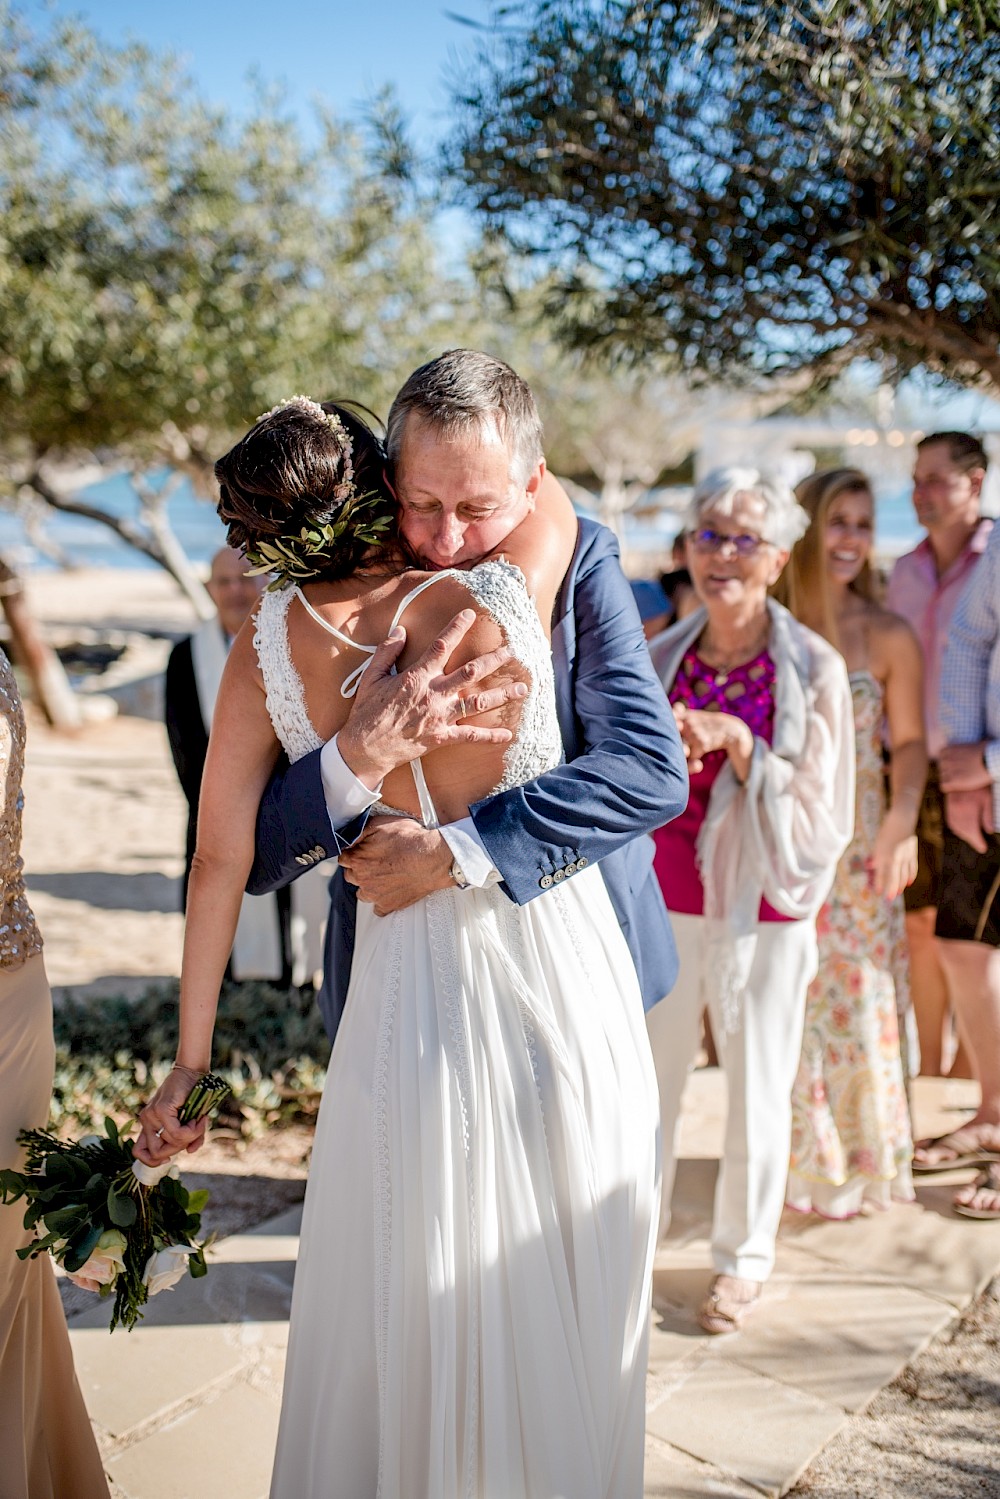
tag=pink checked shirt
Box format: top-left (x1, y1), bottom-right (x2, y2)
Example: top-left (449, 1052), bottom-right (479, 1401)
top-left (887, 518), bottom-right (994, 759)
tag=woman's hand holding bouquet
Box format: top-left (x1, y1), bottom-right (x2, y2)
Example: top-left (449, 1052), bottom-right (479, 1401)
top-left (134, 1061), bottom-right (215, 1166)
top-left (0, 1071), bottom-right (229, 1331)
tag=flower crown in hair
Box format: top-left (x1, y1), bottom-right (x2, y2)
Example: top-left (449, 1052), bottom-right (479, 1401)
top-left (254, 395), bottom-right (355, 502)
top-left (242, 396), bottom-right (394, 589)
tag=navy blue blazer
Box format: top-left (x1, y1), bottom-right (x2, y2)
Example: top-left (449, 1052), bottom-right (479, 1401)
top-left (247, 519), bottom-right (688, 1039)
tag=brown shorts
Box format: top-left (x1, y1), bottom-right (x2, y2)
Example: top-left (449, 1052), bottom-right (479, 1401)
top-left (903, 764), bottom-right (944, 913)
top-left (936, 830), bottom-right (1000, 947)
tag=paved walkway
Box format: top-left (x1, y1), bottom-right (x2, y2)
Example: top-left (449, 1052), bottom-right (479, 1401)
top-left (69, 1073), bottom-right (1000, 1499)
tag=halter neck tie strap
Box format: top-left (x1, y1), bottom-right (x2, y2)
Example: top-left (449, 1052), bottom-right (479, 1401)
top-left (292, 572), bottom-right (457, 700)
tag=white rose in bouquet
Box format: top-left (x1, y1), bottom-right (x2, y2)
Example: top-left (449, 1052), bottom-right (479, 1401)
top-left (131, 1158), bottom-right (180, 1189)
top-left (144, 1243), bottom-right (197, 1296)
top-left (65, 1229), bottom-right (128, 1293)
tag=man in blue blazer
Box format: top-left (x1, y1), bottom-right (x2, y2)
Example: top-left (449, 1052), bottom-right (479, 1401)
top-left (247, 350), bottom-right (687, 1039)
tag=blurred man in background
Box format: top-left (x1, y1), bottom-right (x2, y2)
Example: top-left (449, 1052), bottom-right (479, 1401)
top-left (165, 547), bottom-right (292, 983)
top-left (887, 433), bottom-right (991, 1076)
top-left (917, 519), bottom-right (1000, 1209)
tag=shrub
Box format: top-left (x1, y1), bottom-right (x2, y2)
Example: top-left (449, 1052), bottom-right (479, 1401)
top-left (51, 981), bottom-right (331, 1137)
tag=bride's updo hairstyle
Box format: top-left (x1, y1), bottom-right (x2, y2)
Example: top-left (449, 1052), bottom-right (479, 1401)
top-left (215, 397), bottom-right (396, 585)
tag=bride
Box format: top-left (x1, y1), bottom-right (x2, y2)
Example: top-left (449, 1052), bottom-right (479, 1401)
top-left (136, 396), bottom-right (660, 1498)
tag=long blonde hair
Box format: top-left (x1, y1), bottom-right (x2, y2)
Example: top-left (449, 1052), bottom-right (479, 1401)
top-left (774, 468), bottom-right (877, 648)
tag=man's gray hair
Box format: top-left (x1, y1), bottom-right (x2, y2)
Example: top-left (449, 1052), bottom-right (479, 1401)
top-left (685, 467), bottom-right (810, 551)
top-left (386, 349), bottom-right (544, 487)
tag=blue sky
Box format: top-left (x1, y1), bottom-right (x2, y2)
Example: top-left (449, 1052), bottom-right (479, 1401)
top-left (35, 0), bottom-right (492, 146)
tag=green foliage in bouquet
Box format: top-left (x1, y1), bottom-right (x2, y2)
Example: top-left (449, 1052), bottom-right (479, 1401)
top-left (0, 1075), bottom-right (230, 1331)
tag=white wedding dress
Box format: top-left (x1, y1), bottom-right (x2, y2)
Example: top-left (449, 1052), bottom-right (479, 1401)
top-left (259, 561), bottom-right (660, 1499)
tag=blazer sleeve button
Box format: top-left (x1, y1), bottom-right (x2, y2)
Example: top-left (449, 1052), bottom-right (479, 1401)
top-left (539, 874), bottom-right (554, 889)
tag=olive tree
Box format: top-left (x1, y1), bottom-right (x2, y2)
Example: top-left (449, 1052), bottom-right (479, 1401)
top-left (0, 11), bottom-right (457, 611)
top-left (451, 1), bottom-right (1000, 391)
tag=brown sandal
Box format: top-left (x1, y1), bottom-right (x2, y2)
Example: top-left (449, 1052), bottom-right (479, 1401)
top-left (912, 1126), bottom-right (1000, 1174)
top-left (953, 1163), bottom-right (1000, 1221)
top-left (698, 1274), bottom-right (762, 1335)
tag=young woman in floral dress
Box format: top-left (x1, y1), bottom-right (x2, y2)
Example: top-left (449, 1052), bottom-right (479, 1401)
top-left (780, 469), bottom-right (927, 1217)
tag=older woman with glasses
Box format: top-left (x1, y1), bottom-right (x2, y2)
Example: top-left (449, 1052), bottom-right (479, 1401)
top-left (648, 468), bottom-right (855, 1334)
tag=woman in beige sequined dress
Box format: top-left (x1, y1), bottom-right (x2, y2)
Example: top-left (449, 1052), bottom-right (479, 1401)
top-left (0, 648), bottom-right (109, 1498)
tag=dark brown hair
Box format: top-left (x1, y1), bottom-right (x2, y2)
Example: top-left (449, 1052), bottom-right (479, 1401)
top-left (214, 400), bottom-right (395, 582)
top-left (917, 431), bottom-right (989, 473)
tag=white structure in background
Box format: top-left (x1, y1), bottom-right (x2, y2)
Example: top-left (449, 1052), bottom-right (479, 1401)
top-left (694, 418), bottom-right (1000, 545)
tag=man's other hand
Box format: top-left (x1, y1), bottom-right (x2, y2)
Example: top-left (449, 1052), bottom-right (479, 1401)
top-left (944, 787), bottom-right (995, 854)
top-left (939, 741), bottom-right (992, 793)
top-left (339, 820), bottom-right (454, 915)
top-left (338, 610), bottom-right (527, 787)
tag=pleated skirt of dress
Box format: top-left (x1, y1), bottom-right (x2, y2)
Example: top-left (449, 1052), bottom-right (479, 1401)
top-left (270, 865), bottom-right (661, 1499)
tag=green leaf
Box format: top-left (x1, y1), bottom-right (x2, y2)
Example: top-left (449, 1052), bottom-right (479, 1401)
top-left (62, 1220), bottom-right (104, 1274)
top-left (185, 1188), bottom-right (210, 1214)
top-left (107, 1186), bottom-right (137, 1228)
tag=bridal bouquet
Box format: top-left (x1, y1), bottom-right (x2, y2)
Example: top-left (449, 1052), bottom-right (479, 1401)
top-left (0, 1072), bottom-right (230, 1331)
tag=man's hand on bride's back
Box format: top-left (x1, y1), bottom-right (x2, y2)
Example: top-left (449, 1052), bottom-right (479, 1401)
top-left (340, 821), bottom-right (453, 915)
top-left (338, 609), bottom-right (527, 786)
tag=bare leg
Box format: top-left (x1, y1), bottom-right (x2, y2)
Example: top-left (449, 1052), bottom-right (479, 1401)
top-left (946, 1011), bottom-right (975, 1080)
top-left (906, 907), bottom-right (951, 1076)
top-left (937, 940), bottom-right (1000, 1135)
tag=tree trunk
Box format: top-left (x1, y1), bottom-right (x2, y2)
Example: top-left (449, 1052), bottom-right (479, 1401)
top-left (26, 467), bottom-right (215, 621)
top-left (0, 558), bottom-right (82, 730)
top-left (132, 473), bottom-right (215, 621)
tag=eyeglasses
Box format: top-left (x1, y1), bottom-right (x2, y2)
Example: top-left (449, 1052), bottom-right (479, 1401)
top-left (690, 527), bottom-right (768, 557)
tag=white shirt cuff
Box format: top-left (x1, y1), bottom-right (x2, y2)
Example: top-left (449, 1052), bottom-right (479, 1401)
top-left (319, 735), bottom-right (382, 829)
top-left (440, 819), bottom-right (502, 889)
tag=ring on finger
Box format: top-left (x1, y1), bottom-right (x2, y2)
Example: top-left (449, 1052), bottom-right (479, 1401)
top-left (456, 697), bottom-right (468, 720)
top-left (154, 1127), bottom-right (165, 1139)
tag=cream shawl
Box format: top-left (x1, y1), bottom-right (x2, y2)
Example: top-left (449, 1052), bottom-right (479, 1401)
top-left (649, 598), bottom-right (855, 1030)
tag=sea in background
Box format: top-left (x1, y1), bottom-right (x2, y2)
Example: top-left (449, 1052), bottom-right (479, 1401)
top-left (0, 469), bottom-right (932, 576)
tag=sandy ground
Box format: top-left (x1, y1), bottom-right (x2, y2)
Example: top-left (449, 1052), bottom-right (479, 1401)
top-left (16, 566), bottom-right (1000, 1497)
top-left (20, 569), bottom-right (195, 995)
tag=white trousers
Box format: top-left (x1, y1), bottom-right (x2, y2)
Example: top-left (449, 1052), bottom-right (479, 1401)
top-left (647, 911), bottom-right (818, 1281)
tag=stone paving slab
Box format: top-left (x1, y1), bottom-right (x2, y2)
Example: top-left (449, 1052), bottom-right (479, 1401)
top-left (646, 1355), bottom-right (848, 1497)
top-left (778, 1185), bottom-right (1000, 1307)
top-left (643, 1436), bottom-right (764, 1497)
top-left (105, 1382), bottom-right (280, 1499)
top-left (71, 1318), bottom-right (247, 1435)
top-left (716, 1250), bottom-right (956, 1412)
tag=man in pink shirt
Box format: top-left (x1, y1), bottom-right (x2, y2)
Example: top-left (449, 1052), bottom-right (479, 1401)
top-left (887, 431), bottom-right (992, 1078)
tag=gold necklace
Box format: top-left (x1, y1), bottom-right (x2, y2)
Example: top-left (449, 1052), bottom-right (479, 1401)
top-left (698, 624), bottom-right (770, 685)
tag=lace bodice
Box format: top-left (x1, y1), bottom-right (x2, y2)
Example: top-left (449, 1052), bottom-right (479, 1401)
top-left (253, 561), bottom-right (564, 812)
top-left (0, 649), bottom-right (43, 969)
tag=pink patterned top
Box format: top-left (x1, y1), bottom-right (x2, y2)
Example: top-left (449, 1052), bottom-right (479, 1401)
top-left (654, 646), bottom-right (794, 921)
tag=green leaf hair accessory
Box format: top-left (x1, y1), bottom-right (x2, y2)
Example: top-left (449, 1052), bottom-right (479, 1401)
top-left (242, 489), bottom-right (395, 591)
top-left (256, 395), bottom-right (356, 503)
